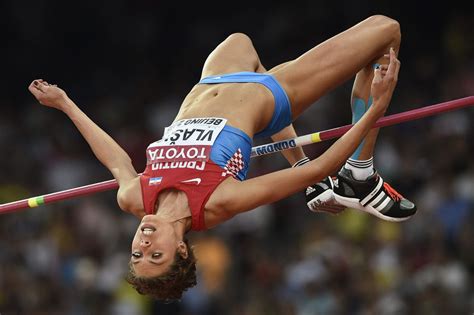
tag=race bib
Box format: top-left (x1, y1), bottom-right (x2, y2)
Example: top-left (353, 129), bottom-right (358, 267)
top-left (146, 117), bottom-right (227, 165)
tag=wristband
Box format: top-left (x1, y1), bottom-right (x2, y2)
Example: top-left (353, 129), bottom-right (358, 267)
top-left (292, 157), bottom-right (310, 168)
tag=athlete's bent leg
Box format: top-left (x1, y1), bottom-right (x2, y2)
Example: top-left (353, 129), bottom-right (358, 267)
top-left (200, 33), bottom-right (264, 79)
top-left (305, 43), bottom-right (417, 221)
top-left (269, 15), bottom-right (401, 118)
top-left (307, 51), bottom-right (393, 215)
top-left (285, 15), bottom-right (399, 215)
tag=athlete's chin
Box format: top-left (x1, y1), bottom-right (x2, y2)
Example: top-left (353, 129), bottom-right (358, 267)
top-left (140, 215), bottom-right (172, 227)
top-left (140, 214), bottom-right (160, 226)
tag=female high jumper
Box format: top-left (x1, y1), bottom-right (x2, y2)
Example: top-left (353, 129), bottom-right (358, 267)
top-left (28, 15), bottom-right (416, 302)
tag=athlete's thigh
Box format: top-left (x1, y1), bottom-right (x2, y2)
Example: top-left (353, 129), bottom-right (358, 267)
top-left (268, 15), bottom-right (400, 118)
top-left (200, 33), bottom-right (265, 79)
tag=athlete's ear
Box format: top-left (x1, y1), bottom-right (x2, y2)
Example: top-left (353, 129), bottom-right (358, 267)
top-left (177, 241), bottom-right (189, 259)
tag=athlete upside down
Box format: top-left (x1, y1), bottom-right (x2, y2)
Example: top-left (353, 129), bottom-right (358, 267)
top-left (28, 15), bottom-right (416, 303)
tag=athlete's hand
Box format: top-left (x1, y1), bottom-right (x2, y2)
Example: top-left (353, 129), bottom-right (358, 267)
top-left (370, 47), bottom-right (400, 115)
top-left (28, 79), bottom-right (69, 111)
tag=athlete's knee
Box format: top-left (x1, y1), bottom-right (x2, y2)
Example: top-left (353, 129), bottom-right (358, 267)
top-left (365, 15), bottom-right (401, 47)
top-left (365, 14), bottom-right (400, 31)
top-left (225, 32), bottom-right (261, 69)
top-left (377, 15), bottom-right (401, 46)
top-left (225, 32), bottom-right (253, 46)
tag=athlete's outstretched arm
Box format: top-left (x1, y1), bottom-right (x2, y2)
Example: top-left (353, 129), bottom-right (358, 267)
top-left (220, 48), bottom-right (400, 216)
top-left (28, 80), bottom-right (138, 185)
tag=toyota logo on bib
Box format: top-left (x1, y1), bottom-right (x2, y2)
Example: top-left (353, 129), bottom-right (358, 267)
top-left (147, 145), bottom-right (211, 164)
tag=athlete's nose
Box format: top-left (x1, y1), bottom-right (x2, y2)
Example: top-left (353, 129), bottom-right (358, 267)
top-left (140, 239), bottom-right (151, 247)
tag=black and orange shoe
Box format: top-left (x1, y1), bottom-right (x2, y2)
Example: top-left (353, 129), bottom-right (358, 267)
top-left (333, 167), bottom-right (417, 222)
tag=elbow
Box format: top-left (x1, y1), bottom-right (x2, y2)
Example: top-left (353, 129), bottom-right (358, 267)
top-left (117, 195), bottom-right (128, 212)
top-left (117, 192), bottom-right (132, 213)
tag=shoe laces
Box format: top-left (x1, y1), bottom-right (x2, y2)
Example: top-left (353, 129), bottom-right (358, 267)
top-left (383, 182), bottom-right (404, 202)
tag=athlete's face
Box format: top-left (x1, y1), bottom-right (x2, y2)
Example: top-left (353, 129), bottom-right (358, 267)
top-left (130, 215), bottom-right (188, 277)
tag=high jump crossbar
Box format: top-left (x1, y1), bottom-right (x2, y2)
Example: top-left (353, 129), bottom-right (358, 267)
top-left (1, 96), bottom-right (473, 214)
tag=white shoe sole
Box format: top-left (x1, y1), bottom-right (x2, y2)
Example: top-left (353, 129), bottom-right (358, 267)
top-left (307, 190), bottom-right (346, 214)
top-left (333, 193), bottom-right (413, 222)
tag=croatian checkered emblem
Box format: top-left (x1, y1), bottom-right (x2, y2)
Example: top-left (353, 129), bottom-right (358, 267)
top-left (224, 148), bottom-right (244, 178)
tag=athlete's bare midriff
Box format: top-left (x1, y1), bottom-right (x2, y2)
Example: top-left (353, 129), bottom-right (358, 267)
top-left (124, 81), bottom-right (278, 224)
top-left (174, 82), bottom-right (275, 138)
top-left (138, 81), bottom-right (276, 227)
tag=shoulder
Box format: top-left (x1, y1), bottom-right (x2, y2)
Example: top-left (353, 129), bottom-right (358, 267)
top-left (117, 176), bottom-right (145, 217)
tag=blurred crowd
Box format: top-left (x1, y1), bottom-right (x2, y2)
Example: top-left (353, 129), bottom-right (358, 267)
top-left (1, 2), bottom-right (473, 314)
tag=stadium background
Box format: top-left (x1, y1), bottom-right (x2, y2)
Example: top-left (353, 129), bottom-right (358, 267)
top-left (1, 1), bottom-right (473, 314)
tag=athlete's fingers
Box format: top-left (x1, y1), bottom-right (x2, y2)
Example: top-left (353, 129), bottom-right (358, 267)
top-left (29, 81), bottom-right (45, 98)
top-left (393, 52), bottom-right (401, 81)
top-left (372, 63), bottom-right (388, 78)
top-left (29, 80), bottom-right (50, 94)
top-left (29, 80), bottom-right (42, 91)
top-left (379, 65), bottom-right (388, 77)
top-left (36, 81), bottom-right (47, 92)
top-left (386, 47), bottom-right (401, 82)
top-left (383, 47), bottom-right (398, 59)
top-left (385, 48), bottom-right (395, 79)
top-left (373, 64), bottom-right (382, 84)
